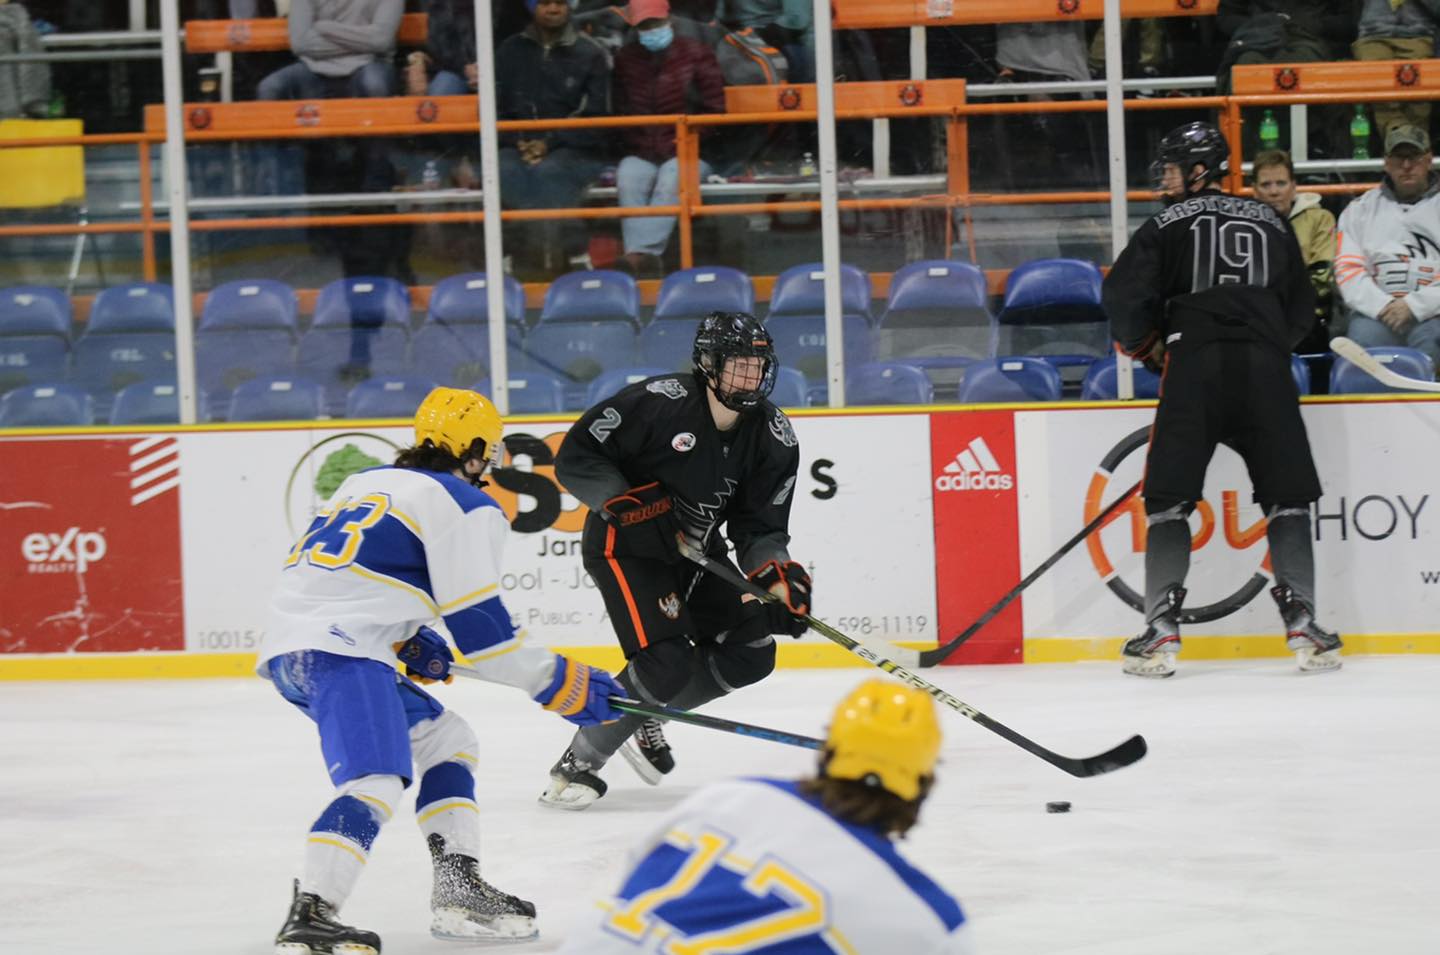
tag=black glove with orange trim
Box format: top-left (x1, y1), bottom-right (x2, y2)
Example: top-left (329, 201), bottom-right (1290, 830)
top-left (601, 482), bottom-right (684, 563)
top-left (749, 559), bottom-right (812, 636)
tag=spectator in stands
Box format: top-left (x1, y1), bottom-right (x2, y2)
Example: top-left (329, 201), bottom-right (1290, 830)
top-left (0, 0), bottom-right (51, 118)
top-left (994, 23), bottom-right (1100, 189)
top-left (717, 0), bottom-right (813, 83)
top-left (496, 0), bottom-right (611, 273)
top-left (612, 0), bottom-right (725, 277)
top-left (1215, 1), bottom-right (1353, 90)
top-left (1353, 0), bottom-right (1440, 139)
top-left (405, 0), bottom-right (476, 97)
top-left (256, 0), bottom-right (402, 100)
top-left (1087, 19), bottom-right (1164, 85)
top-left (1335, 125), bottom-right (1440, 369)
top-left (1253, 149), bottom-right (1337, 353)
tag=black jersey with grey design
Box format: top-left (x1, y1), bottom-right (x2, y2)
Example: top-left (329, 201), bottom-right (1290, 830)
top-left (1104, 190), bottom-right (1316, 355)
top-left (556, 373), bottom-right (800, 572)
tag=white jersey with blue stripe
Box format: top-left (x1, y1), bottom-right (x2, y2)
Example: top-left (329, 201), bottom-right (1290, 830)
top-left (560, 776), bottom-right (977, 955)
top-left (259, 466), bottom-right (523, 676)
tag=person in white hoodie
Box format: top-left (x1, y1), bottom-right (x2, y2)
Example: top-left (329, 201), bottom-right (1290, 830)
top-left (1335, 124), bottom-right (1440, 370)
top-left (1253, 149), bottom-right (1336, 352)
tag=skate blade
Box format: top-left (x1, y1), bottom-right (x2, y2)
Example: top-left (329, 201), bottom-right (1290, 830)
top-left (1122, 653), bottom-right (1176, 679)
top-left (1296, 648), bottom-right (1342, 673)
top-left (432, 907), bottom-right (538, 943)
top-left (275, 944), bottom-right (378, 955)
top-left (618, 739), bottom-right (664, 786)
top-left (538, 778), bottom-right (601, 811)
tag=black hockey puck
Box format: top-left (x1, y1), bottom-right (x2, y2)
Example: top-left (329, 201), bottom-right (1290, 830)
top-left (1046, 801), bottom-right (1072, 813)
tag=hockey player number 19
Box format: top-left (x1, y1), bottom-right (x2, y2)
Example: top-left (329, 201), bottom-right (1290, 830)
top-left (605, 828), bottom-right (832, 954)
top-left (285, 493), bottom-right (392, 571)
top-left (1189, 215), bottom-right (1270, 291)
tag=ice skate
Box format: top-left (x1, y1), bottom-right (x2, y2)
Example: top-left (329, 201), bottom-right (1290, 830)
top-left (538, 747), bottom-right (607, 810)
top-left (427, 834), bottom-right (538, 942)
top-left (1122, 588), bottom-right (1183, 679)
top-left (274, 880), bottom-right (380, 955)
top-left (619, 718), bottom-right (674, 785)
top-left (1272, 586), bottom-right (1342, 673)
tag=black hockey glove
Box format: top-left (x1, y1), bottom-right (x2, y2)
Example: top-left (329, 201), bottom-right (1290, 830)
top-left (601, 482), bottom-right (683, 563)
top-left (749, 559), bottom-right (811, 636)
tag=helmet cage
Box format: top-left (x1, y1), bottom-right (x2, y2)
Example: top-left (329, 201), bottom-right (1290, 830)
top-left (692, 311), bottom-right (778, 412)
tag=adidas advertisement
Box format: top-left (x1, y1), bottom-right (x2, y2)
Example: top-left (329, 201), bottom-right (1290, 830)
top-left (934, 436), bottom-right (1014, 491)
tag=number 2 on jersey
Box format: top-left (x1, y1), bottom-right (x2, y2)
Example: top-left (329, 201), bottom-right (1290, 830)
top-left (604, 828), bottom-right (833, 954)
top-left (285, 493), bottom-right (391, 570)
top-left (1190, 214), bottom-right (1270, 290)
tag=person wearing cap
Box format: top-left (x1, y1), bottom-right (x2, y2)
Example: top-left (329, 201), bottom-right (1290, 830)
top-left (495, 0), bottom-right (611, 273)
top-left (1252, 149), bottom-right (1337, 352)
top-left (555, 679), bottom-right (977, 953)
top-left (612, 0), bottom-right (726, 277)
top-left (1335, 124), bottom-right (1440, 369)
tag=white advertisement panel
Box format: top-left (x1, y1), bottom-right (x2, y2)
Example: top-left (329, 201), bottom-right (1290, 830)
top-left (1015, 402), bottom-right (1440, 640)
top-left (179, 413), bottom-right (937, 653)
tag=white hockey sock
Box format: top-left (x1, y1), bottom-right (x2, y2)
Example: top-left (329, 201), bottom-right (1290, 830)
top-left (301, 774), bottom-right (402, 909)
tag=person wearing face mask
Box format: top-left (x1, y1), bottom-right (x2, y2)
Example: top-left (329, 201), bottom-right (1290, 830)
top-left (1252, 149), bottom-right (1336, 352)
top-left (611, 0), bottom-right (726, 277)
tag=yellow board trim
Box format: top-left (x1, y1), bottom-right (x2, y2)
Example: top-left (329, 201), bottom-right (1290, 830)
top-left (4, 634), bottom-right (1438, 681)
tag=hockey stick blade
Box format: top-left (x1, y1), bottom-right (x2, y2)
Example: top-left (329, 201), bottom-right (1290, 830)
top-left (1331, 336), bottom-right (1440, 393)
top-left (678, 542), bottom-right (1147, 778)
top-left (449, 665), bottom-right (823, 751)
top-left (918, 479), bottom-right (1142, 667)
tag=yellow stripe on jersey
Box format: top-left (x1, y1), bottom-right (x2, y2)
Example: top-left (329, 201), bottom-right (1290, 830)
top-left (437, 582), bottom-right (499, 613)
top-left (346, 564), bottom-right (440, 614)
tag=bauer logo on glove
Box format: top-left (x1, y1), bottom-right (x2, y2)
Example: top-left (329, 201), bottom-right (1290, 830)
top-left (749, 559), bottom-right (812, 617)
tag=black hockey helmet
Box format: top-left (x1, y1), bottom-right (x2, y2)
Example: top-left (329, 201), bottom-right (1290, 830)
top-left (1152, 121), bottom-right (1230, 196)
top-left (692, 310), bottom-right (777, 412)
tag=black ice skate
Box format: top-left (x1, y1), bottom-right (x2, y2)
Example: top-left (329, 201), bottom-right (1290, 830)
top-left (274, 879), bottom-right (380, 955)
top-left (538, 746), bottom-right (608, 810)
top-left (619, 718), bottom-right (675, 785)
top-left (1122, 587), bottom-right (1184, 679)
top-left (1271, 586), bottom-right (1342, 673)
top-left (427, 834), bottom-right (538, 942)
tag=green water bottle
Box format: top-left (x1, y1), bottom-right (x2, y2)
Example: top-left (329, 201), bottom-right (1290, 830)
top-left (1258, 109), bottom-right (1280, 152)
top-left (1351, 105), bottom-right (1372, 160)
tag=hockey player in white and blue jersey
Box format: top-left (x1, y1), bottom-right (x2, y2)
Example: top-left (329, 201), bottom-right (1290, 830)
top-left (559, 679), bottom-right (977, 954)
top-left (258, 386), bottom-right (624, 955)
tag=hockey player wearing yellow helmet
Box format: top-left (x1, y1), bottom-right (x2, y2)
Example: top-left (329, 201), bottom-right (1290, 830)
top-left (258, 387), bottom-right (624, 954)
top-left (558, 679), bottom-right (977, 953)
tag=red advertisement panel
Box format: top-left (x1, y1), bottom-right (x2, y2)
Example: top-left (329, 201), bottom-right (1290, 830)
top-left (930, 410), bottom-right (1022, 664)
top-left (0, 436), bottom-right (183, 652)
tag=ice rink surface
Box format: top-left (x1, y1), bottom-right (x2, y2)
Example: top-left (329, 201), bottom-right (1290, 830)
top-left (2, 656), bottom-right (1438, 954)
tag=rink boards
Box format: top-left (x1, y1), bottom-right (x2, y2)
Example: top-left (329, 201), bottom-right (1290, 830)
top-left (3, 396), bottom-right (1438, 677)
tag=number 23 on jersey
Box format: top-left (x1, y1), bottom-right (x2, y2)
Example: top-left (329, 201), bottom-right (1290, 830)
top-left (285, 493), bottom-right (392, 570)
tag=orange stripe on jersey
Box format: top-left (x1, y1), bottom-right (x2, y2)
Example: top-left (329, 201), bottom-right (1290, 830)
top-left (605, 524), bottom-right (650, 649)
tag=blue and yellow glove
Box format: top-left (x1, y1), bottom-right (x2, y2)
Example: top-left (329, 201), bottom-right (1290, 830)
top-left (393, 625), bottom-right (455, 685)
top-left (534, 654), bottom-right (623, 725)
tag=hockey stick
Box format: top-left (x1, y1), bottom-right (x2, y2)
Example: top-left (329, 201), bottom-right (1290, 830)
top-left (1331, 336), bottom-right (1440, 392)
top-left (449, 665), bottom-right (823, 751)
top-left (917, 479), bottom-right (1142, 667)
top-left (678, 541), bottom-right (1147, 778)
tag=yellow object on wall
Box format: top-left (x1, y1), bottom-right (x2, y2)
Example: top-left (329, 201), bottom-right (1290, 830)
top-left (0, 118), bottom-right (85, 208)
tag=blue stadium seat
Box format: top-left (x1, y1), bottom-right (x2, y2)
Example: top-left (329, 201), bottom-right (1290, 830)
top-left (959, 357), bottom-right (1063, 403)
top-left (765, 314), bottom-right (873, 397)
top-left (521, 322), bottom-right (638, 406)
top-left (652, 267), bottom-right (754, 321)
top-left (196, 329), bottom-right (297, 419)
top-left (88, 282), bottom-right (174, 333)
top-left (428, 272), bottom-right (526, 327)
top-left (0, 383), bottom-right (93, 427)
top-left (996, 259), bottom-right (1109, 390)
top-left (474, 371), bottom-right (568, 415)
top-left (71, 332), bottom-right (177, 417)
top-left (345, 375), bottom-right (439, 419)
top-left (227, 376), bottom-right (327, 422)
top-left (313, 276), bottom-right (411, 329)
top-left (0, 286), bottom-right (71, 392)
top-left (768, 262), bottom-right (873, 322)
top-left (585, 367), bottom-right (671, 405)
top-left (770, 366), bottom-right (808, 408)
top-left (296, 326), bottom-right (411, 415)
top-left (638, 318), bottom-right (701, 372)
top-left (1290, 354), bottom-right (1311, 395)
top-left (846, 362), bottom-right (934, 405)
top-left (109, 379), bottom-right (200, 425)
top-left (0, 285), bottom-right (71, 335)
top-left (1080, 355), bottom-right (1162, 400)
top-left (200, 279), bottom-right (299, 332)
top-left (1330, 345), bottom-right (1436, 394)
top-left (539, 270), bottom-right (639, 325)
top-left (411, 321), bottom-right (526, 387)
top-left (0, 333), bottom-right (68, 393)
top-left (876, 261), bottom-right (994, 393)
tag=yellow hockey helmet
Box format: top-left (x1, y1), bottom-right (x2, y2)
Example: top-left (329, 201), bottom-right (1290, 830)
top-left (823, 679), bottom-right (942, 801)
top-left (413, 387), bottom-right (504, 470)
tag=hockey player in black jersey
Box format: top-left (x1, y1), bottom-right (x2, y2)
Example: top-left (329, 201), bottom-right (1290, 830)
top-left (1103, 121), bottom-right (1342, 678)
top-left (539, 311), bottom-right (813, 808)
